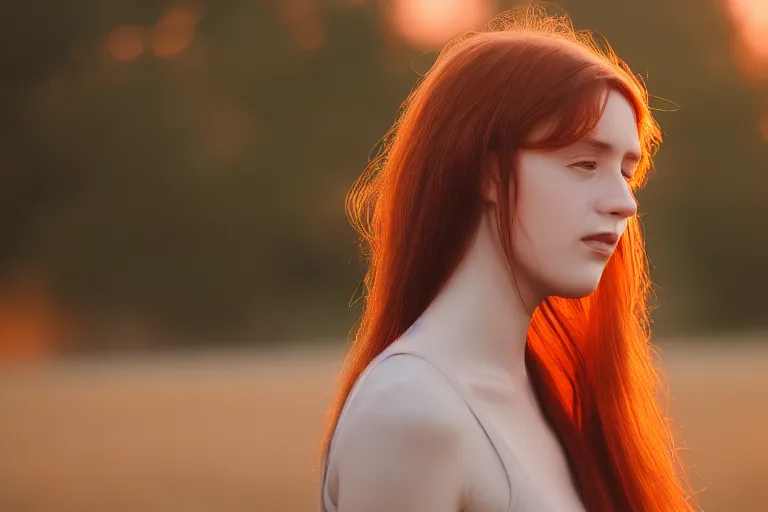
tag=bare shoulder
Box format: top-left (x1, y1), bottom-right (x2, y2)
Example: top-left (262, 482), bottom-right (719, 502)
top-left (335, 353), bottom-right (467, 443)
top-left (326, 353), bottom-right (468, 511)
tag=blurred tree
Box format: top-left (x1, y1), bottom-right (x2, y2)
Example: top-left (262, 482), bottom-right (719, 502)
top-left (0, 0), bottom-right (764, 348)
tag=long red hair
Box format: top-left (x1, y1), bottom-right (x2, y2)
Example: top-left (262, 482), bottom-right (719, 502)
top-left (319, 6), bottom-right (699, 512)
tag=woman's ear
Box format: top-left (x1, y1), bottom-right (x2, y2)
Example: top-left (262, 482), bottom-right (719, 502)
top-left (482, 153), bottom-right (501, 206)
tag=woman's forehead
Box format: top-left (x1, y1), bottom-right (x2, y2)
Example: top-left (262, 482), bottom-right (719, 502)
top-left (523, 91), bottom-right (640, 154)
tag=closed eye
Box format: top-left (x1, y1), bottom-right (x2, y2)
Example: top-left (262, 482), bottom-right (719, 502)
top-left (569, 160), bottom-right (597, 171)
top-left (570, 161), bottom-right (634, 181)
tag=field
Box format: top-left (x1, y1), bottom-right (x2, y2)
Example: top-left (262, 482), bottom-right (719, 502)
top-left (0, 338), bottom-right (766, 511)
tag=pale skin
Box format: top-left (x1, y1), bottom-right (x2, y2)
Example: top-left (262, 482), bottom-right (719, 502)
top-left (325, 90), bottom-right (642, 511)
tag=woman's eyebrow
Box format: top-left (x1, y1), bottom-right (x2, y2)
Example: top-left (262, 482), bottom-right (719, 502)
top-left (574, 136), bottom-right (642, 164)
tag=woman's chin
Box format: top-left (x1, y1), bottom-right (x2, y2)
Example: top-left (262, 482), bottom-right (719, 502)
top-left (551, 277), bottom-right (602, 299)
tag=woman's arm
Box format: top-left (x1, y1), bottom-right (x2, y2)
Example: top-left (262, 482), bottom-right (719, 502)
top-left (329, 356), bottom-right (466, 511)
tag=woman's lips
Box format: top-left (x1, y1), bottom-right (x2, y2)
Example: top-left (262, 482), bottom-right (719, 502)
top-left (582, 238), bottom-right (615, 256)
top-left (581, 232), bottom-right (619, 256)
top-left (582, 232), bottom-right (619, 245)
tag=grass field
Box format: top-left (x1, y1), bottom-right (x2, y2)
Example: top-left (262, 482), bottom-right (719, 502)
top-left (0, 338), bottom-right (766, 511)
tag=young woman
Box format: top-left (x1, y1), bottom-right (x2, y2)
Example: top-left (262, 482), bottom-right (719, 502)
top-left (318, 6), bottom-right (699, 512)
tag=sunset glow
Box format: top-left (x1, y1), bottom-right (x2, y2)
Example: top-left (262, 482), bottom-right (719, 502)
top-left (724, 0), bottom-right (768, 81)
top-left (387, 0), bottom-right (497, 50)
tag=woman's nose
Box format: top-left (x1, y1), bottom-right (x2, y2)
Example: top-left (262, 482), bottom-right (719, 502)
top-left (598, 177), bottom-right (638, 219)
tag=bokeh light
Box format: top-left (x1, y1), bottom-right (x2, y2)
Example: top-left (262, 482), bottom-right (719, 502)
top-left (0, 272), bottom-right (77, 364)
top-left (723, 0), bottom-right (768, 81)
top-left (106, 25), bottom-right (145, 62)
top-left (282, 0), bottom-right (326, 51)
top-left (386, 0), bottom-right (497, 50)
top-left (151, 4), bottom-right (202, 58)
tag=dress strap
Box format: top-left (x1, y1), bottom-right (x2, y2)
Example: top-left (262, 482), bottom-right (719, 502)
top-left (386, 348), bottom-right (521, 512)
top-left (320, 346), bottom-right (522, 512)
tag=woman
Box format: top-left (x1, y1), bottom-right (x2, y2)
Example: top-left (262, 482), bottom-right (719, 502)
top-left (318, 5), bottom-right (699, 512)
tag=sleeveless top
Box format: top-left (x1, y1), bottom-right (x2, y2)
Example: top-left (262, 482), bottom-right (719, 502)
top-left (319, 343), bottom-right (549, 512)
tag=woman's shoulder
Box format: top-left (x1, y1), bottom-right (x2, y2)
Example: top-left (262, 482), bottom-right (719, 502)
top-left (338, 351), bottom-right (468, 442)
top-left (325, 352), bottom-right (469, 510)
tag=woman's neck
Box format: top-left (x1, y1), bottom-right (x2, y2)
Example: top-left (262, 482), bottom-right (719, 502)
top-left (402, 211), bottom-right (539, 387)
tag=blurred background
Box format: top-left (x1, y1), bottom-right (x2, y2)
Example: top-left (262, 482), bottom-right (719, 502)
top-left (0, 0), bottom-right (766, 510)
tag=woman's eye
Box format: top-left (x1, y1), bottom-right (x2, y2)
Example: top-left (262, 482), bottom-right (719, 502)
top-left (571, 160), bottom-right (597, 171)
top-left (571, 161), bottom-right (634, 182)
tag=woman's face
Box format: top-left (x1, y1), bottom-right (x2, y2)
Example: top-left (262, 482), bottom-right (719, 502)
top-left (494, 90), bottom-right (642, 302)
